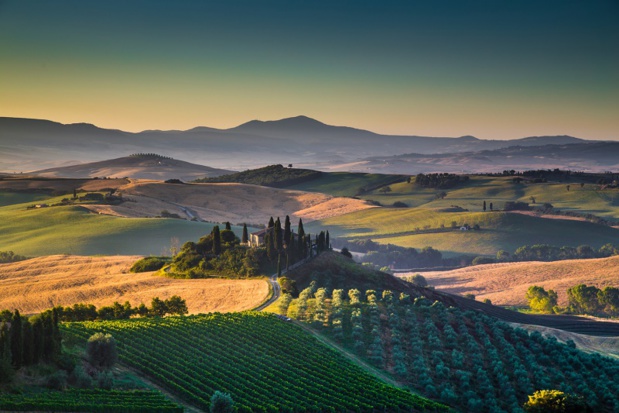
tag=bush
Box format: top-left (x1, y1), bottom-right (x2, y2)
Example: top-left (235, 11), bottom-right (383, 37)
top-left (87, 333), bottom-right (118, 371)
top-left (130, 257), bottom-right (168, 273)
top-left (47, 370), bottom-right (68, 390)
top-left (210, 390), bottom-right (235, 413)
top-left (472, 256), bottom-right (495, 265)
top-left (97, 371), bottom-right (114, 390)
top-left (523, 389), bottom-right (591, 412)
top-left (392, 201), bottom-right (408, 208)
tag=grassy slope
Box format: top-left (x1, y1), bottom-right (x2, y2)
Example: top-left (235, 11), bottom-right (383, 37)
top-left (0, 191), bottom-right (51, 207)
top-left (0, 196), bottom-right (228, 256)
top-left (296, 174), bottom-right (619, 256)
top-left (285, 172), bottom-right (404, 197)
top-left (309, 208), bottom-right (619, 257)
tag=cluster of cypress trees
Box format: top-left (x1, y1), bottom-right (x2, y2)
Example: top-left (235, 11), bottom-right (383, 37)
top-left (0, 309), bottom-right (61, 380)
top-left (262, 216), bottom-right (332, 273)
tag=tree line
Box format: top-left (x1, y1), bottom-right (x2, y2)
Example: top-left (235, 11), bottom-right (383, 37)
top-left (413, 173), bottom-right (470, 189)
top-left (526, 284), bottom-right (619, 317)
top-left (51, 296), bottom-right (188, 322)
top-left (0, 309), bottom-right (61, 382)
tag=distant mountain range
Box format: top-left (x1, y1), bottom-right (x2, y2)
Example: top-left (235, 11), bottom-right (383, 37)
top-left (0, 115), bottom-right (614, 174)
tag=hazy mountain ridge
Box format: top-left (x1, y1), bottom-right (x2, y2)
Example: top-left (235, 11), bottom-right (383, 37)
top-left (33, 155), bottom-right (234, 180)
top-left (0, 115), bottom-right (605, 173)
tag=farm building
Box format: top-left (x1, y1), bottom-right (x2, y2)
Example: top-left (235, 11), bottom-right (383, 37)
top-left (249, 227), bottom-right (272, 247)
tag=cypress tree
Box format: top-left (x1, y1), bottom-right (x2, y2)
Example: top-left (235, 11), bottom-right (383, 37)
top-left (0, 323), bottom-right (12, 383)
top-left (212, 226), bottom-right (221, 255)
top-left (275, 217), bottom-right (283, 251)
top-left (483, 201), bottom-right (487, 212)
top-left (326, 230), bottom-right (330, 250)
top-left (284, 215), bottom-right (291, 246)
top-left (268, 217), bottom-right (275, 228)
top-left (10, 310), bottom-right (23, 368)
top-left (22, 319), bottom-right (33, 366)
top-left (225, 221), bottom-right (232, 231)
top-left (297, 218), bottom-right (305, 238)
top-left (51, 308), bottom-right (61, 359)
top-left (242, 224), bottom-right (248, 244)
top-left (277, 253), bottom-right (282, 277)
top-left (31, 317), bottom-right (44, 363)
top-left (298, 219), bottom-right (306, 258)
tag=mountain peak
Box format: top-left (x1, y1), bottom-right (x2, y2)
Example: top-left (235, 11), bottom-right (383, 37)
top-left (233, 115), bottom-right (327, 131)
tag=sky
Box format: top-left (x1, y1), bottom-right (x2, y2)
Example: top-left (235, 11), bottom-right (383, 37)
top-left (0, 0), bottom-right (618, 140)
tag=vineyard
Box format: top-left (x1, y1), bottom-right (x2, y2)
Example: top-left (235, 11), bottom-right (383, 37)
top-left (0, 389), bottom-right (182, 412)
top-left (282, 287), bottom-right (619, 413)
top-left (62, 312), bottom-right (446, 413)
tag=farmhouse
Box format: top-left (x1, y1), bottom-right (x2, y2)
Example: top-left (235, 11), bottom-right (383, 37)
top-left (249, 227), bottom-right (272, 247)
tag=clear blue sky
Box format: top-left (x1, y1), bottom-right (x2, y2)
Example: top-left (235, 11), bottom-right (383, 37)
top-left (1, 0), bottom-right (617, 139)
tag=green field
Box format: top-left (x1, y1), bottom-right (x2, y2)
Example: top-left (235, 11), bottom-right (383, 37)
top-left (0, 191), bottom-right (52, 207)
top-left (308, 208), bottom-right (619, 257)
top-left (0, 197), bottom-right (238, 256)
top-left (357, 176), bottom-right (619, 220)
top-left (62, 312), bottom-right (445, 413)
top-left (286, 172), bottom-right (404, 197)
top-left (0, 389), bottom-right (182, 412)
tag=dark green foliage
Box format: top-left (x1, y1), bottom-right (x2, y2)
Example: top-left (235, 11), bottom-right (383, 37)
top-left (150, 298), bottom-right (168, 317)
top-left (415, 173), bottom-right (469, 189)
top-left (284, 215), bottom-right (291, 246)
top-left (87, 333), bottom-right (118, 371)
top-left (277, 276), bottom-right (299, 297)
top-left (241, 223), bottom-right (248, 244)
top-left (0, 389), bottom-right (183, 412)
top-left (504, 201), bottom-right (531, 211)
top-left (340, 247), bottom-right (353, 258)
top-left (224, 221), bottom-right (231, 231)
top-left (10, 310), bottom-right (23, 369)
top-left (568, 284), bottom-right (603, 315)
top-left (392, 201), bottom-right (408, 207)
top-left (219, 229), bottom-right (236, 245)
top-left (471, 256), bottom-right (495, 265)
top-left (0, 251), bottom-right (27, 263)
top-left (211, 225), bottom-right (221, 255)
top-left (210, 391), bottom-right (234, 413)
top-left (194, 164), bottom-right (322, 187)
top-left (46, 370), bottom-right (68, 390)
top-left (165, 296), bottom-right (188, 316)
top-left (63, 313), bottom-right (446, 412)
top-left (404, 274), bottom-right (428, 287)
top-left (130, 256), bottom-right (168, 273)
top-left (289, 290), bottom-right (619, 412)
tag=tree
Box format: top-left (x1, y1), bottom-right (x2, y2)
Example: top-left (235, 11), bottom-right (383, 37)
top-left (151, 297), bottom-right (168, 317)
top-left (598, 286), bottom-right (619, 316)
top-left (326, 231), bottom-right (330, 250)
top-left (496, 250), bottom-right (511, 262)
top-left (379, 186), bottom-right (392, 194)
top-left (526, 286), bottom-right (558, 313)
top-left (408, 274), bottom-right (428, 288)
top-left (297, 219), bottom-right (305, 257)
top-left (210, 391), bottom-right (234, 413)
top-left (87, 333), bottom-right (118, 371)
top-left (489, 202), bottom-right (493, 211)
top-left (165, 296), bottom-right (188, 315)
top-left (284, 215), bottom-right (291, 246)
top-left (211, 225), bottom-right (221, 255)
top-left (242, 224), bottom-right (248, 244)
top-left (567, 284), bottom-right (602, 315)
top-left (483, 200), bottom-right (486, 211)
top-left (340, 247), bottom-right (353, 258)
top-left (225, 221), bottom-right (231, 231)
top-left (10, 310), bottom-right (23, 369)
top-left (274, 217), bottom-right (283, 251)
top-left (523, 389), bottom-right (591, 412)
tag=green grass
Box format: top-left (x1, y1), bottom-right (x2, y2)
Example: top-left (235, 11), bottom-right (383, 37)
top-left (0, 191), bottom-right (51, 207)
top-left (62, 313), bottom-right (445, 413)
top-left (0, 197), bottom-right (238, 256)
top-left (358, 176), bottom-right (619, 220)
top-left (285, 172), bottom-right (404, 197)
top-left (309, 209), bottom-right (619, 257)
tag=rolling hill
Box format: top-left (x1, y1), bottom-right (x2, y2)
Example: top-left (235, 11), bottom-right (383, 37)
top-left (33, 154), bottom-right (233, 181)
top-left (0, 255), bottom-right (270, 314)
top-left (403, 255), bottom-right (619, 307)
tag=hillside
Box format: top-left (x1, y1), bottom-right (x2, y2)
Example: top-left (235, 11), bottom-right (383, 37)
top-left (309, 208), bottom-right (619, 257)
top-left (62, 313), bottom-right (445, 412)
top-left (34, 154), bottom-right (233, 181)
top-left (0, 116), bottom-right (599, 174)
top-left (0, 255), bottom-right (269, 314)
top-left (86, 180), bottom-right (375, 225)
top-left (403, 255), bottom-right (619, 307)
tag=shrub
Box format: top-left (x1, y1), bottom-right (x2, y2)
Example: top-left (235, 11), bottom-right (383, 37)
top-left (47, 370), bottom-right (68, 390)
top-left (210, 390), bottom-right (235, 413)
top-left (87, 333), bottom-right (118, 371)
top-left (130, 257), bottom-right (168, 272)
top-left (392, 201), bottom-right (408, 208)
top-left (472, 256), bottom-right (495, 265)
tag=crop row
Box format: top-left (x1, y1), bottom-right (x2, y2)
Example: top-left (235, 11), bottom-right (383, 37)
top-left (62, 312), bottom-right (446, 413)
top-left (0, 389), bottom-right (183, 412)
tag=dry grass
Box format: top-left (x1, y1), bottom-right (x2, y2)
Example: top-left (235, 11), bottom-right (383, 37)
top-left (0, 177), bottom-right (130, 193)
top-left (399, 255), bottom-right (619, 307)
top-left (0, 255), bottom-right (269, 314)
top-left (84, 180), bottom-right (374, 224)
